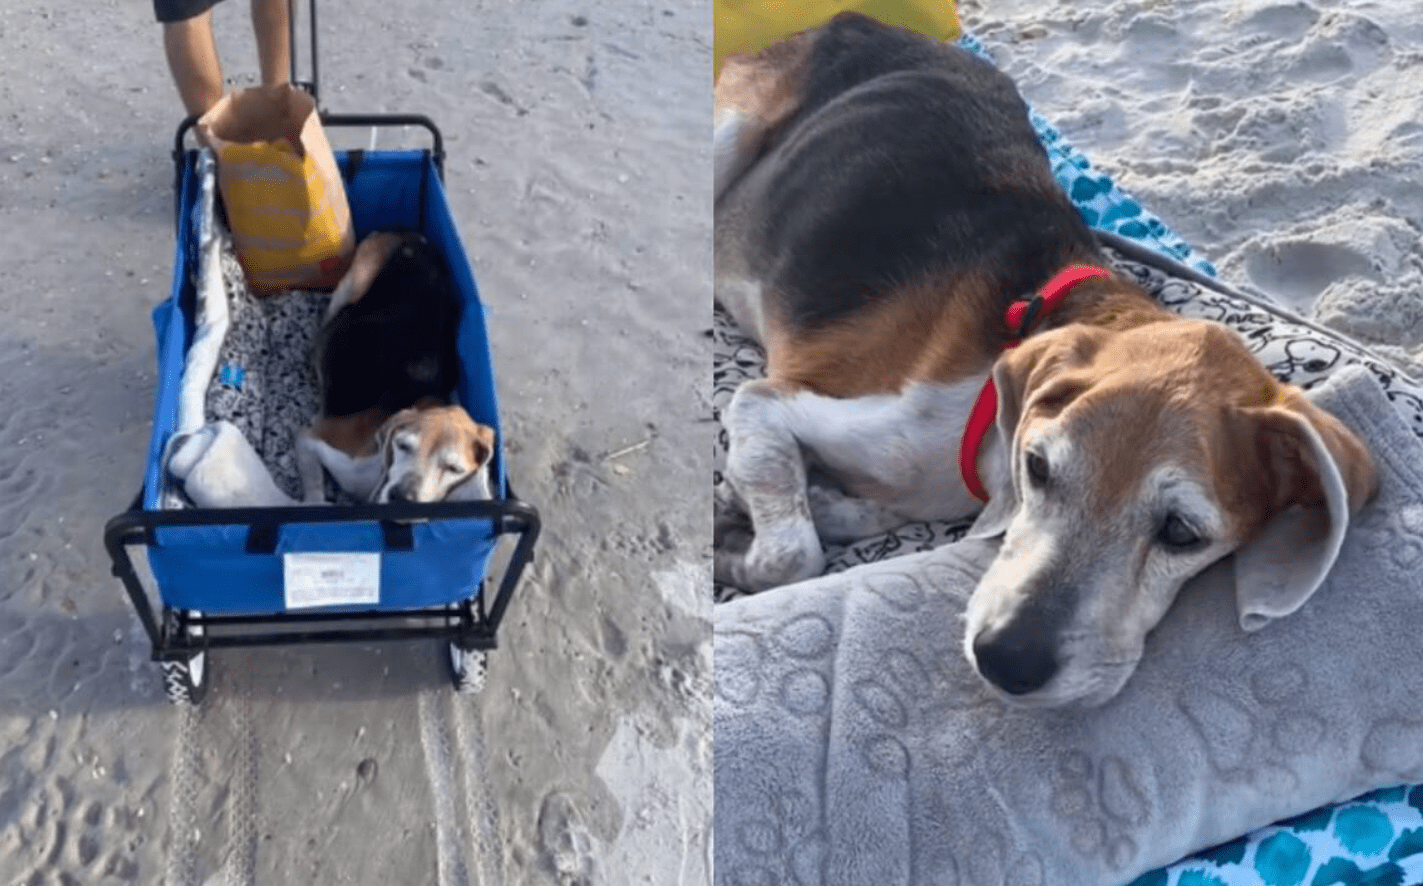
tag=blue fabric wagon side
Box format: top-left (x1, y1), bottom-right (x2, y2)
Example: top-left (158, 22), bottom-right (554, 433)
top-left (137, 147), bottom-right (512, 617)
top-left (139, 150), bottom-right (507, 615)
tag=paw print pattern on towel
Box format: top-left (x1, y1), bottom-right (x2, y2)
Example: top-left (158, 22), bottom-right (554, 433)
top-left (1049, 750), bottom-right (1152, 871)
top-left (1251, 668), bottom-right (1330, 757)
top-left (775, 612), bottom-right (837, 718)
top-left (1178, 689), bottom-right (1265, 778)
top-left (716, 631), bottom-right (767, 708)
top-left (717, 613), bottom-right (839, 712)
top-left (775, 613), bottom-right (836, 658)
top-left (862, 571), bottom-right (932, 613)
top-left (1173, 663), bottom-right (1329, 791)
top-left (1351, 507), bottom-right (1423, 575)
top-left (1361, 719), bottom-right (1423, 783)
top-left (954, 825), bottom-right (1047, 886)
top-left (716, 603), bottom-right (839, 885)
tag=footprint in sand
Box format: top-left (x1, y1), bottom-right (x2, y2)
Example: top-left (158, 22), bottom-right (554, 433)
top-left (538, 792), bottom-right (597, 886)
top-left (1244, 240), bottom-right (1377, 311)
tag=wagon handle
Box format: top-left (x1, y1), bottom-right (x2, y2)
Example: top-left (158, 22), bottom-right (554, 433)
top-left (320, 114), bottom-right (446, 180)
top-left (170, 110), bottom-right (447, 229)
top-left (243, 516), bottom-right (417, 554)
top-left (288, 0), bottom-right (320, 105)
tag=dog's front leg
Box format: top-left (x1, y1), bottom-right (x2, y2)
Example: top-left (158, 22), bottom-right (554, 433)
top-left (298, 432), bottom-right (385, 503)
top-left (297, 432), bottom-right (385, 503)
top-left (295, 429), bottom-right (331, 504)
top-left (718, 379), bottom-right (824, 590)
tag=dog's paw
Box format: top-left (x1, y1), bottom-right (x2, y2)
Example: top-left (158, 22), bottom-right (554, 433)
top-left (715, 519), bottom-right (825, 592)
top-left (807, 483), bottom-right (907, 544)
top-left (714, 504), bottom-right (754, 553)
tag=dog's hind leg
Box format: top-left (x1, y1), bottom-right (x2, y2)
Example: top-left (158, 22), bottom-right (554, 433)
top-left (718, 379), bottom-right (824, 591)
top-left (322, 232), bottom-right (404, 324)
top-left (805, 481), bottom-right (910, 544)
top-left (714, 29), bottom-right (814, 202)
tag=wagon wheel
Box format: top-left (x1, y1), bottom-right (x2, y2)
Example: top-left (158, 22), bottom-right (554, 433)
top-left (161, 610), bottom-right (209, 706)
top-left (447, 643), bottom-right (487, 695)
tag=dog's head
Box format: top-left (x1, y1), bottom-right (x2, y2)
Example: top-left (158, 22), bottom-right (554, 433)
top-left (372, 406), bottom-right (496, 504)
top-left (964, 318), bottom-right (1377, 707)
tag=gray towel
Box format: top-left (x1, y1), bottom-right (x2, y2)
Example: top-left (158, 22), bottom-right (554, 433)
top-left (714, 365), bottom-right (1423, 886)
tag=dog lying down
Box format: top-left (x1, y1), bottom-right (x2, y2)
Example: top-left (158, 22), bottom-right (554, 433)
top-left (167, 232), bottom-right (496, 509)
top-left (714, 14), bottom-right (1380, 707)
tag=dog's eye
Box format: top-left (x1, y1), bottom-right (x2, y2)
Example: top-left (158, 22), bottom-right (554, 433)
top-left (1025, 451), bottom-right (1049, 487)
top-left (442, 463), bottom-right (463, 475)
top-left (395, 438), bottom-right (414, 453)
top-left (1158, 514), bottom-right (1205, 551)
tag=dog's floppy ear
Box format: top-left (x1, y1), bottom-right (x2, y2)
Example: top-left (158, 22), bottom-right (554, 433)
top-left (468, 423), bottom-right (495, 468)
top-left (967, 355), bottom-right (1028, 538)
top-left (968, 328), bottom-right (1100, 538)
top-left (1231, 392), bottom-right (1377, 631)
top-left (374, 409), bottom-right (419, 465)
top-left (444, 423), bottom-right (496, 502)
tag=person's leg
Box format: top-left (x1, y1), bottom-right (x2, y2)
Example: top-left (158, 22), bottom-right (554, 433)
top-left (250, 0), bottom-right (291, 88)
top-left (162, 8), bottom-right (224, 116)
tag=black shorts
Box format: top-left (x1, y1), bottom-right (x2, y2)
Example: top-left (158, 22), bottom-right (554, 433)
top-left (154, 0), bottom-right (224, 24)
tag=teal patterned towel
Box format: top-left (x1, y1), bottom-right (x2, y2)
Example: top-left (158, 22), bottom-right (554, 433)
top-left (1136, 785), bottom-right (1423, 885)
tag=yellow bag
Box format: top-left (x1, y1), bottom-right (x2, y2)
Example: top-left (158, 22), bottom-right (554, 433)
top-left (197, 84), bottom-right (355, 295)
top-left (714, 0), bottom-right (962, 79)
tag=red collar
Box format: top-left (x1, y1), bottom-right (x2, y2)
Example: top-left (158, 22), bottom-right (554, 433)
top-left (958, 264), bottom-right (1111, 502)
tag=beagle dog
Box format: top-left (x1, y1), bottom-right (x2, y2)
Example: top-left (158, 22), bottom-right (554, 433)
top-left (714, 14), bottom-right (1378, 707)
top-left (296, 232), bottom-right (495, 505)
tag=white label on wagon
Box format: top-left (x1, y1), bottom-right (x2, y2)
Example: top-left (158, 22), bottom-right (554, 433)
top-left (282, 553), bottom-right (381, 609)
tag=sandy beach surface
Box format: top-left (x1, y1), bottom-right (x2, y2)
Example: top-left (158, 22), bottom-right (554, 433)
top-left (0, 1), bottom-right (710, 884)
top-left (963, 0), bottom-right (1423, 379)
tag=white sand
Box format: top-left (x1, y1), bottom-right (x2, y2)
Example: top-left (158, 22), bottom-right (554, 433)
top-left (0, 1), bottom-right (710, 884)
top-left (963, 0), bottom-right (1423, 379)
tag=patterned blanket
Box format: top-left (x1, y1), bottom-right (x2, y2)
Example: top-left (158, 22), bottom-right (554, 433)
top-left (161, 153), bottom-right (350, 508)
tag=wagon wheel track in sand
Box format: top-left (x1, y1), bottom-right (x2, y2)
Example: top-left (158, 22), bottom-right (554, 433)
top-left (160, 668), bottom-right (501, 885)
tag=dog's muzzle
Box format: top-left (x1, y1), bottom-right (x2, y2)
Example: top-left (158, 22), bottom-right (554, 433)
top-left (970, 594), bottom-right (1072, 696)
top-left (972, 625), bottom-right (1058, 696)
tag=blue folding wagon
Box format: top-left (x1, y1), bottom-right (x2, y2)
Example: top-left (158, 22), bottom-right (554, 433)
top-left (104, 3), bottom-right (539, 703)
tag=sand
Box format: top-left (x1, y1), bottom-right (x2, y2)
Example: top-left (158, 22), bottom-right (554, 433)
top-left (0, 1), bottom-right (710, 884)
top-left (962, 0), bottom-right (1423, 379)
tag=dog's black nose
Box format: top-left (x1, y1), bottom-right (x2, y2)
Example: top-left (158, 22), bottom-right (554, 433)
top-left (972, 623), bottom-right (1059, 696)
top-left (387, 488), bottom-right (411, 504)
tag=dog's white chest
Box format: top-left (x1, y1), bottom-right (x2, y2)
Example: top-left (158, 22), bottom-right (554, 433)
top-left (784, 378), bottom-right (985, 523)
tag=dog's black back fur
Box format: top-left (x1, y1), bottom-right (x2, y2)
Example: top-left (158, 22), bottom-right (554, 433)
top-left (318, 233), bottom-right (463, 417)
top-left (739, 13), bottom-right (1101, 333)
